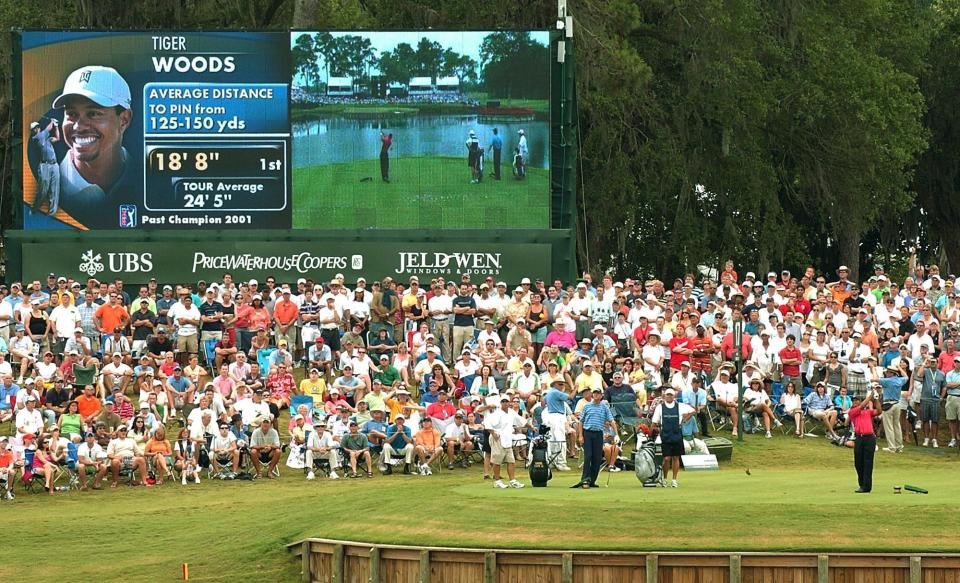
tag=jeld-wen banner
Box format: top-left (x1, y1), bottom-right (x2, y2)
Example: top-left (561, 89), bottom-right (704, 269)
top-left (22, 242), bottom-right (551, 284)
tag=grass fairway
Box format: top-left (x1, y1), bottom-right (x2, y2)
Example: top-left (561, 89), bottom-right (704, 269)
top-left (292, 156), bottom-right (550, 229)
top-left (3, 426), bottom-right (960, 582)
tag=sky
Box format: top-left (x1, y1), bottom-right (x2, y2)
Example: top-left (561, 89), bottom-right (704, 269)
top-left (290, 30), bottom-right (549, 77)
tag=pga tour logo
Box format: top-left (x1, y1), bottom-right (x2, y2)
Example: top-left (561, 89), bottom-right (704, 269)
top-left (119, 205), bottom-right (137, 228)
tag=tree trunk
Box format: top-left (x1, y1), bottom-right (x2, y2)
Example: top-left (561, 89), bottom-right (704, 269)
top-left (939, 231), bottom-right (960, 276)
top-left (837, 228), bottom-right (861, 284)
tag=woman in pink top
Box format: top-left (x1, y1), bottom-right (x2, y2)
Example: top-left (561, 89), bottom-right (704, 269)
top-left (212, 364), bottom-right (237, 406)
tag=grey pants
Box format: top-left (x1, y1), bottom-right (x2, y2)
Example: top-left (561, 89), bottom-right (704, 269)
top-left (35, 162), bottom-right (61, 215)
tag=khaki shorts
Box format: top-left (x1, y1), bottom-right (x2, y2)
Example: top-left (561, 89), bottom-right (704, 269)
top-left (177, 334), bottom-right (199, 354)
top-left (490, 440), bottom-right (515, 465)
top-left (945, 395), bottom-right (960, 421)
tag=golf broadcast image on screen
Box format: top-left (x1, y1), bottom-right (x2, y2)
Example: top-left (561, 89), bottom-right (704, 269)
top-left (19, 31), bottom-right (290, 230)
top-left (290, 31), bottom-right (551, 229)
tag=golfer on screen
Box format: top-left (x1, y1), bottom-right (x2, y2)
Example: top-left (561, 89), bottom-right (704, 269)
top-left (52, 65), bottom-right (133, 220)
top-left (30, 118), bottom-right (61, 215)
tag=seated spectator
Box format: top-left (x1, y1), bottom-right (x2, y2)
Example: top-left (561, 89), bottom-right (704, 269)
top-left (425, 389), bottom-right (457, 433)
top-left (780, 381), bottom-right (805, 437)
top-left (77, 431), bottom-right (108, 490)
top-left (305, 420), bottom-right (338, 480)
top-left (143, 426), bottom-right (173, 485)
top-left (249, 417), bottom-right (281, 478)
top-left (209, 422), bottom-right (240, 477)
top-left (742, 377), bottom-right (780, 438)
top-left (324, 387), bottom-right (354, 417)
top-left (414, 417), bottom-right (442, 475)
top-left (340, 420), bottom-right (373, 478)
top-left (298, 368), bottom-right (327, 406)
top-left (332, 365), bottom-right (365, 405)
top-left (106, 425), bottom-right (150, 488)
top-left (173, 428), bottom-right (199, 485)
top-left (805, 381), bottom-right (839, 439)
top-left (711, 369), bottom-right (740, 437)
top-left (443, 411), bottom-right (474, 469)
top-left (383, 414), bottom-right (415, 474)
top-left (16, 395), bottom-right (45, 440)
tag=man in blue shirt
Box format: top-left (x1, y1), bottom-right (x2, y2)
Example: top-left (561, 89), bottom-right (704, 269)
top-left (573, 387), bottom-right (615, 489)
top-left (877, 366), bottom-right (908, 453)
top-left (362, 408), bottom-right (388, 465)
top-left (543, 379), bottom-right (572, 471)
top-left (681, 376), bottom-right (709, 437)
top-left (383, 415), bottom-right (415, 474)
top-left (165, 365), bottom-right (194, 415)
top-left (489, 127), bottom-right (503, 180)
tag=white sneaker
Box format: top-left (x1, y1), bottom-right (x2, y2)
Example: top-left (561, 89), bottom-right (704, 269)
top-left (774, 419), bottom-right (783, 427)
top-left (419, 463), bottom-right (427, 475)
top-left (329, 470), bottom-right (339, 480)
top-left (671, 480), bottom-right (678, 488)
top-left (194, 473), bottom-right (200, 484)
top-left (916, 420), bottom-right (922, 430)
top-left (609, 466), bottom-right (622, 472)
top-left (949, 439), bottom-right (957, 448)
top-left (882, 447), bottom-right (897, 453)
top-left (659, 478), bottom-right (667, 488)
top-left (181, 475), bottom-right (187, 486)
top-left (923, 438), bottom-right (930, 447)
top-left (306, 471), bottom-right (315, 481)
top-left (555, 464), bottom-right (571, 472)
top-left (932, 439), bottom-right (939, 448)
top-left (426, 466), bottom-right (433, 476)
top-left (493, 479), bottom-right (508, 489)
top-left (5, 491), bottom-right (14, 500)
top-left (508, 479), bottom-right (524, 488)
top-left (765, 431), bottom-right (772, 438)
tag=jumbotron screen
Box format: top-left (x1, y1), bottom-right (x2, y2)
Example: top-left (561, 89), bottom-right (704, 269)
top-left (290, 31), bottom-right (551, 229)
top-left (17, 30), bottom-right (551, 231)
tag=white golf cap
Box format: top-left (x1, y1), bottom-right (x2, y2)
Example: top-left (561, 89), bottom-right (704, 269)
top-left (53, 66), bottom-right (132, 109)
top-left (30, 121), bottom-right (39, 129)
top-left (520, 277), bottom-right (531, 284)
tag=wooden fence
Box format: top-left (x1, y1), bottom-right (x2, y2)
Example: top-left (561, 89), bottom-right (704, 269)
top-left (286, 539), bottom-right (960, 583)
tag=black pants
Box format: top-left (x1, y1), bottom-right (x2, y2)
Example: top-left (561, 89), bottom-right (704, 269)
top-left (380, 152), bottom-right (389, 180)
top-left (854, 433), bottom-right (876, 492)
top-left (580, 429), bottom-right (603, 485)
top-left (697, 409), bottom-right (710, 437)
top-left (492, 148), bottom-right (501, 179)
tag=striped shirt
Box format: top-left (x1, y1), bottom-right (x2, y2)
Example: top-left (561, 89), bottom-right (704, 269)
top-left (580, 401), bottom-right (613, 431)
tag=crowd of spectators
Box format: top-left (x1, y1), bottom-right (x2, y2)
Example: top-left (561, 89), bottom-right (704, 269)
top-left (2, 260), bottom-right (959, 498)
top-left (292, 86), bottom-right (480, 107)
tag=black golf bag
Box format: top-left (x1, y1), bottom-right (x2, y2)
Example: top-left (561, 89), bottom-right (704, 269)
top-left (529, 431), bottom-right (553, 487)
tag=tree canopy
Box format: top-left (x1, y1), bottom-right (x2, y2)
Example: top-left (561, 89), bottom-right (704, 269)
top-left (1, 0), bottom-right (957, 283)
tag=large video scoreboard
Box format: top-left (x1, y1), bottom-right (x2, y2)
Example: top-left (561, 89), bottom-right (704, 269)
top-left (17, 30), bottom-right (552, 231)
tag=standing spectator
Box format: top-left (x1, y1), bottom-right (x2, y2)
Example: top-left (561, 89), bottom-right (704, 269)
top-left (916, 356), bottom-right (946, 448)
top-left (273, 286), bottom-right (299, 350)
top-left (652, 388), bottom-right (695, 488)
top-left (451, 283), bottom-right (477, 357)
top-left (169, 294), bottom-right (201, 364)
top-left (483, 396), bottom-right (525, 489)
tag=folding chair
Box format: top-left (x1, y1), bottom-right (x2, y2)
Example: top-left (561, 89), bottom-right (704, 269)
top-left (290, 395), bottom-right (317, 419)
top-left (609, 392), bottom-right (642, 450)
top-left (706, 388), bottom-right (730, 433)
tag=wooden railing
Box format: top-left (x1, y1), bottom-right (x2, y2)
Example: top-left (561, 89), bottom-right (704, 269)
top-left (286, 539), bottom-right (960, 583)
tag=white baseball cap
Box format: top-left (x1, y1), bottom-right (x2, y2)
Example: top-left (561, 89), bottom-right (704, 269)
top-left (53, 66), bottom-right (132, 109)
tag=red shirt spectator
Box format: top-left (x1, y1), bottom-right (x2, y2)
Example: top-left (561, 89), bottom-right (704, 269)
top-left (779, 345), bottom-right (802, 377)
top-left (669, 335), bottom-right (692, 370)
top-left (267, 371), bottom-right (295, 402)
top-left (426, 400), bottom-right (456, 422)
top-left (720, 332), bottom-right (754, 361)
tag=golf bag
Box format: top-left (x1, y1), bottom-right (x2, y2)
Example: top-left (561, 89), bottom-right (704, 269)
top-left (634, 443), bottom-right (660, 487)
top-left (528, 432), bottom-right (553, 487)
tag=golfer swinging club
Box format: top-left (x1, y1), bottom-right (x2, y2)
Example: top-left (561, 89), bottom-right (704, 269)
top-left (30, 118), bottom-right (61, 215)
top-left (380, 130), bottom-right (392, 182)
top-left (652, 388), bottom-right (695, 488)
top-left (848, 387), bottom-right (879, 493)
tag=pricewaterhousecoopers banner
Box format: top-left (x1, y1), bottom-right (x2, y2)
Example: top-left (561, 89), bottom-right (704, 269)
top-left (22, 242), bottom-right (551, 284)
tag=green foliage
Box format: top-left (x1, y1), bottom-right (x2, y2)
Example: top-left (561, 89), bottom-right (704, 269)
top-left (0, 0), bottom-right (953, 281)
